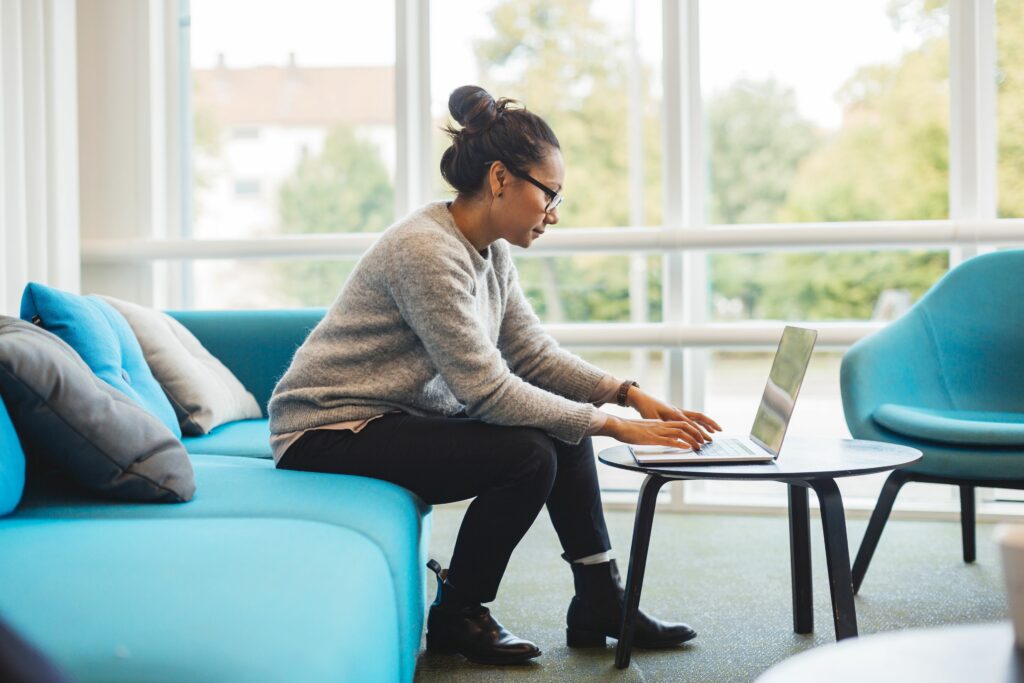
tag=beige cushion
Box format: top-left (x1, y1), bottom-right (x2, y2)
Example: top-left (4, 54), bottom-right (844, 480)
top-left (101, 296), bottom-right (262, 435)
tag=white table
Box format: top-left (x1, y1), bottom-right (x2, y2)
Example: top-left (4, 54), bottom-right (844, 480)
top-left (756, 621), bottom-right (1016, 683)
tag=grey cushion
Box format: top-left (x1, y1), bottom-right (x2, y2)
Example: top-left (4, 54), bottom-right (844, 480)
top-left (0, 316), bottom-right (194, 503)
top-left (101, 296), bottom-right (261, 435)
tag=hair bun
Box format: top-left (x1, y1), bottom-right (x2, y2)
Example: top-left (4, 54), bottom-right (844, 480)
top-left (448, 85), bottom-right (497, 133)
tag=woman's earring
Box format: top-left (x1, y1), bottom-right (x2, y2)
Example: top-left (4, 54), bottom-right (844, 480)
top-left (498, 191), bottom-right (503, 198)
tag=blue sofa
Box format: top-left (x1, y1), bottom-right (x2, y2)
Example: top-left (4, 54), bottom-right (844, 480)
top-left (0, 309), bottom-right (431, 682)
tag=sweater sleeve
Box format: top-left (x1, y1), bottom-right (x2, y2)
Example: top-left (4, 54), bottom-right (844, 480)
top-left (384, 237), bottom-right (597, 444)
top-left (497, 264), bottom-right (607, 402)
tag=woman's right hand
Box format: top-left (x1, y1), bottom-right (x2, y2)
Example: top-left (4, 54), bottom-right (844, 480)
top-left (597, 414), bottom-right (712, 451)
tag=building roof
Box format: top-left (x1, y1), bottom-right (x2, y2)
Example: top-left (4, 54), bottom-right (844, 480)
top-left (193, 63), bottom-right (395, 127)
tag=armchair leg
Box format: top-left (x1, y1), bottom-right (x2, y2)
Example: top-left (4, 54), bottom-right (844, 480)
top-left (852, 470), bottom-right (909, 594)
top-left (960, 486), bottom-right (975, 563)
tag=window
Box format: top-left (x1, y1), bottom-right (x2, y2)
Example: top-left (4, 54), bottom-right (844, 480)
top-left (152, 1), bottom-right (1019, 513)
top-left (692, 1), bottom-right (955, 507)
top-left (702, 0), bottom-right (952, 318)
top-left (703, 0), bottom-right (951, 225)
top-left (187, 0), bottom-right (395, 308)
top-left (232, 179), bottom-right (261, 197)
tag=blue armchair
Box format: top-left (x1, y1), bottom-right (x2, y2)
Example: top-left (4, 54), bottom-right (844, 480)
top-left (840, 249), bottom-right (1024, 592)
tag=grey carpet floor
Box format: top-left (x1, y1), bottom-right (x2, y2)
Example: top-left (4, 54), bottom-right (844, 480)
top-left (412, 504), bottom-right (1007, 683)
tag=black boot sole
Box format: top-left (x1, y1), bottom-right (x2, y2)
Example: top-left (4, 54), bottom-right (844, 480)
top-left (566, 626), bottom-right (697, 649)
top-left (632, 631), bottom-right (698, 649)
top-left (426, 631), bottom-right (542, 665)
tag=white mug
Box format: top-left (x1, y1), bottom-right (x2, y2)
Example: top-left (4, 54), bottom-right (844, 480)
top-left (997, 524), bottom-right (1024, 649)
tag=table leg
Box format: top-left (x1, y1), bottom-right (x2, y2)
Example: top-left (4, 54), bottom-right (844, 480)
top-left (788, 484), bottom-right (813, 634)
top-left (810, 478), bottom-right (858, 640)
top-left (615, 473), bottom-right (668, 670)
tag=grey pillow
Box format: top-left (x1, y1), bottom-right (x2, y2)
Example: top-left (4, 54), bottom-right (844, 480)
top-left (101, 296), bottom-right (262, 435)
top-left (0, 316), bottom-right (194, 502)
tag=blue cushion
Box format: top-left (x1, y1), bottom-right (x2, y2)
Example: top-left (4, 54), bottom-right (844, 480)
top-left (20, 283), bottom-right (181, 439)
top-left (182, 418), bottom-right (271, 458)
top-left (874, 404), bottom-right (1024, 446)
top-left (0, 396), bottom-right (25, 516)
top-left (15, 454), bottom-right (430, 682)
top-left (0, 518), bottom-right (400, 683)
top-left (0, 317), bottom-right (194, 503)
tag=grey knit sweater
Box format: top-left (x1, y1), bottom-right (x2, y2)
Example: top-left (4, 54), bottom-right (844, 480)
top-left (268, 201), bottom-right (606, 444)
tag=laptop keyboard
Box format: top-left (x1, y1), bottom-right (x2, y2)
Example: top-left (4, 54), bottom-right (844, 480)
top-left (696, 439), bottom-right (754, 456)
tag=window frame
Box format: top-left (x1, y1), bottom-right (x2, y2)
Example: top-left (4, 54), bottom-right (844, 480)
top-left (81, 0), bottom-right (1023, 519)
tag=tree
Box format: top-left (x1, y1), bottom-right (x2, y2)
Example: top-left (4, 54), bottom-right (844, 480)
top-left (704, 80), bottom-right (819, 319)
top-left (709, 5), bottom-right (963, 321)
top-left (470, 0), bottom-right (666, 322)
top-left (706, 79), bottom-right (819, 225)
top-left (273, 126), bottom-right (393, 305)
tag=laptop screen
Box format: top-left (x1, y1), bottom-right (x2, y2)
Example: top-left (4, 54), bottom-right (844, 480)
top-left (749, 326), bottom-right (818, 455)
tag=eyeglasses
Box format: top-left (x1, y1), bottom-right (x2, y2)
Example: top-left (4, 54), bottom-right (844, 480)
top-left (485, 161), bottom-right (565, 213)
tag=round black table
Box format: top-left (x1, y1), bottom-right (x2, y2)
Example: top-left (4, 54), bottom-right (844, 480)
top-left (755, 621), bottom-right (1016, 682)
top-left (598, 437), bottom-right (922, 669)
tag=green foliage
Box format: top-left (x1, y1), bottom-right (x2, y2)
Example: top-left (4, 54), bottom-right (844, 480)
top-left (710, 251), bottom-right (948, 321)
top-left (997, 0), bottom-right (1024, 217)
top-left (279, 126), bottom-right (393, 235)
top-left (706, 79), bottom-right (819, 225)
top-left (273, 126), bottom-right (393, 305)
top-left (515, 254), bottom-right (663, 323)
top-left (471, 0), bottom-right (665, 322)
top-left (474, 0), bottom-right (663, 229)
top-left (780, 37), bottom-right (950, 223)
top-left (711, 14), bottom-right (955, 320)
top-left (478, 0), bottom-right (955, 323)
top-left (267, 0), bottom-right (1021, 317)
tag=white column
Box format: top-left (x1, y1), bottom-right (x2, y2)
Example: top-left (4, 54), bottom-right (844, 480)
top-left (949, 0), bottom-right (997, 262)
top-left (663, 0), bottom-right (706, 509)
top-left (394, 0), bottom-right (432, 219)
top-left (46, 0), bottom-right (81, 295)
top-left (628, 0), bottom-right (649, 385)
top-left (77, 0), bottom-right (179, 306)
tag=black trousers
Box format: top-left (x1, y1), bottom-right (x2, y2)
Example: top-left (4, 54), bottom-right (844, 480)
top-left (277, 412), bottom-right (612, 603)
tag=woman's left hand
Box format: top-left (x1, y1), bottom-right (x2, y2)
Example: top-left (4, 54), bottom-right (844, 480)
top-left (626, 388), bottom-right (723, 438)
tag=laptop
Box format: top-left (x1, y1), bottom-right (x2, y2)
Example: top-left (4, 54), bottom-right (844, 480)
top-left (630, 325), bottom-right (818, 465)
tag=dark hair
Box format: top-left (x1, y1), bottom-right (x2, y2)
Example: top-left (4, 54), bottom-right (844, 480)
top-left (439, 85), bottom-right (560, 196)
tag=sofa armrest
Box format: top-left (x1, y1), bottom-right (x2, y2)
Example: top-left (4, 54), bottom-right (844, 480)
top-left (166, 309), bottom-right (326, 412)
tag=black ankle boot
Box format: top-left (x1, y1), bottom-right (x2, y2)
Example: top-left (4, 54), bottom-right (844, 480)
top-left (424, 560), bottom-right (541, 665)
top-left (564, 556), bottom-right (696, 649)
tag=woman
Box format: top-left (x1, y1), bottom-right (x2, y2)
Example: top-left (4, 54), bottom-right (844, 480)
top-left (268, 85), bottom-right (721, 666)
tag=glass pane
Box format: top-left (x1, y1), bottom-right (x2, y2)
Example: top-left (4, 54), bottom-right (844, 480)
top-left (702, 0), bottom-right (950, 224)
top-left (188, 1), bottom-right (395, 238)
top-left (708, 249), bottom-right (949, 321)
top-left (429, 0), bottom-right (663, 227)
top-left (189, 259), bottom-right (358, 309)
top-left (997, 0), bottom-right (1024, 218)
top-left (514, 255), bottom-right (663, 323)
top-left (685, 349), bottom-right (957, 509)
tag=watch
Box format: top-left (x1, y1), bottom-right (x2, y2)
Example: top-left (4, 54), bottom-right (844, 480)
top-left (616, 380), bottom-right (639, 407)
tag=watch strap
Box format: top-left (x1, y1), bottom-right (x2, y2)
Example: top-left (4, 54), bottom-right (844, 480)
top-left (616, 380), bottom-right (639, 407)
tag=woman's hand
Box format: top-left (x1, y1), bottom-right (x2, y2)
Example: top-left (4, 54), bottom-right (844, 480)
top-left (597, 414), bottom-right (714, 451)
top-left (625, 387), bottom-right (722, 442)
